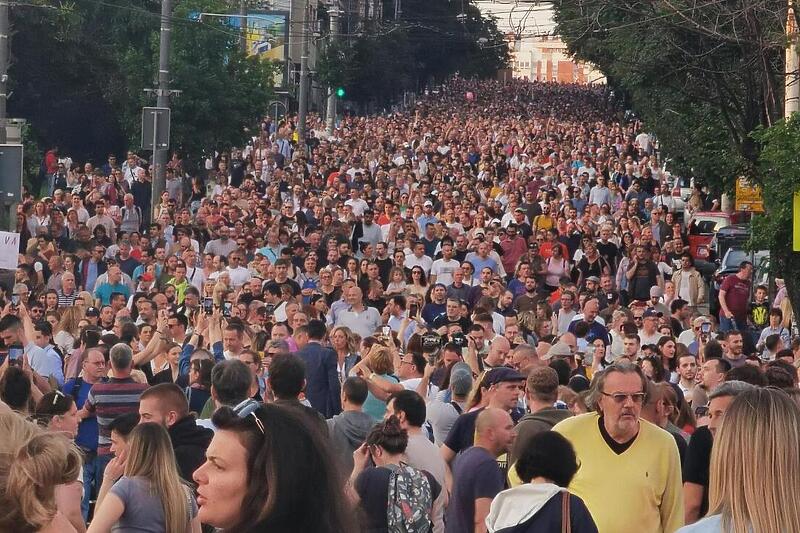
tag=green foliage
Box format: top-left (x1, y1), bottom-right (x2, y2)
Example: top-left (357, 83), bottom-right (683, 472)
top-left (553, 0), bottom-right (785, 191)
top-left (317, 0), bottom-right (508, 106)
top-left (751, 117), bottom-right (800, 312)
top-left (8, 0), bottom-right (276, 164)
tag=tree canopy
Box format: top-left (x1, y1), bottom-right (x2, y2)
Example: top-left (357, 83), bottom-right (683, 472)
top-left (9, 0), bottom-right (278, 163)
top-left (553, 0), bottom-right (786, 192)
top-left (317, 0), bottom-right (508, 107)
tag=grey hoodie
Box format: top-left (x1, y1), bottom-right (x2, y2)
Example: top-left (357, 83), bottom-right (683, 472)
top-left (327, 409), bottom-right (376, 477)
top-left (509, 408), bottom-right (572, 466)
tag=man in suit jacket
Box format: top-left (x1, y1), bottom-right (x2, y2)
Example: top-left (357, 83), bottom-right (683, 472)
top-left (296, 319), bottom-right (342, 418)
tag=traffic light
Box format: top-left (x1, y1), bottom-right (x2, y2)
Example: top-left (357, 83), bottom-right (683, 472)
top-left (335, 87), bottom-right (345, 98)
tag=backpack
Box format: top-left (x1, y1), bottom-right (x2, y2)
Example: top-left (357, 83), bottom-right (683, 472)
top-left (386, 462), bottom-right (433, 533)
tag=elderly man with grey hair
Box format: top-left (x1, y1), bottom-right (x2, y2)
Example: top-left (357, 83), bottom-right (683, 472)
top-left (683, 380), bottom-right (756, 525)
top-left (77, 343), bottom-right (149, 478)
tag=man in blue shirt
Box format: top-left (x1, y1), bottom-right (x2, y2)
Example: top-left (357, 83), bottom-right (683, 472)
top-left (63, 347), bottom-right (108, 520)
top-left (465, 242), bottom-right (499, 280)
top-left (416, 200), bottom-right (439, 232)
top-left (94, 264), bottom-right (131, 306)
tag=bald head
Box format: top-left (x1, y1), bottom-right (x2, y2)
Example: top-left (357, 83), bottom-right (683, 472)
top-left (486, 336), bottom-right (511, 366)
top-left (476, 407), bottom-right (509, 435)
top-left (475, 407), bottom-right (515, 456)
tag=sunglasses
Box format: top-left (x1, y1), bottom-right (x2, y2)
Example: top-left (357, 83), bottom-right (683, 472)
top-left (601, 391), bottom-right (646, 404)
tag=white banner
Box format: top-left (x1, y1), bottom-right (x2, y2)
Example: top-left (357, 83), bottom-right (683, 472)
top-left (0, 231), bottom-right (19, 270)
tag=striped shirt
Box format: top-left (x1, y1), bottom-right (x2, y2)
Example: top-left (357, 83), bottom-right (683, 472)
top-left (57, 289), bottom-right (79, 308)
top-left (85, 377), bottom-right (149, 456)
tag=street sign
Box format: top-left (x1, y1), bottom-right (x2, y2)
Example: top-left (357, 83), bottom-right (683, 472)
top-left (141, 107), bottom-right (171, 151)
top-left (734, 177), bottom-right (764, 212)
top-left (0, 144), bottom-right (23, 203)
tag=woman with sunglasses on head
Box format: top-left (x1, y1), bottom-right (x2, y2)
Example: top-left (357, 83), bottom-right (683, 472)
top-left (193, 403), bottom-right (354, 533)
top-left (89, 422), bottom-right (199, 533)
top-left (0, 412), bottom-right (82, 533)
top-left (35, 390), bottom-right (84, 532)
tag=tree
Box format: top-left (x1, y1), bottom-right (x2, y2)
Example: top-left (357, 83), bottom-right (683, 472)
top-left (553, 0), bottom-right (786, 192)
top-left (317, 0), bottom-right (508, 107)
top-left (751, 117), bottom-right (800, 323)
top-left (8, 0), bottom-right (277, 170)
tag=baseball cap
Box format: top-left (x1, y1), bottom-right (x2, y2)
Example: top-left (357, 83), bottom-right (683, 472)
top-left (424, 200), bottom-right (433, 207)
top-left (483, 367), bottom-right (525, 386)
top-left (585, 275), bottom-right (600, 284)
top-left (139, 272), bottom-right (154, 282)
top-left (450, 363), bottom-right (474, 396)
top-left (650, 286), bottom-right (664, 298)
top-left (85, 307), bottom-right (100, 318)
top-left (643, 308), bottom-right (663, 318)
top-left (543, 341), bottom-right (573, 361)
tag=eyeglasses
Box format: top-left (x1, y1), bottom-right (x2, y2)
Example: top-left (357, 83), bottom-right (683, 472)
top-left (633, 316), bottom-right (643, 321)
top-left (601, 391), bottom-right (646, 404)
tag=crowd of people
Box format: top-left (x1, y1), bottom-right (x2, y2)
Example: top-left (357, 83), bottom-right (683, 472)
top-left (0, 77), bottom-right (797, 532)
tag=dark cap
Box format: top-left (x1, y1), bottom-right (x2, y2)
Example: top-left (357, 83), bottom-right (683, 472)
top-left (85, 307), bottom-right (100, 318)
top-left (483, 367), bottom-right (525, 386)
top-left (643, 308), bottom-right (663, 318)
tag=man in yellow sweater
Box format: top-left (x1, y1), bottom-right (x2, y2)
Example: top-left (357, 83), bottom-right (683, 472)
top-left (553, 361), bottom-right (684, 533)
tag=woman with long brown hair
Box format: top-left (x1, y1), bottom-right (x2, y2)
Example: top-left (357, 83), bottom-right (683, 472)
top-left (88, 422), bottom-right (199, 532)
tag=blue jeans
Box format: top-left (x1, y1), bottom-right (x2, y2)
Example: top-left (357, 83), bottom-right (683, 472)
top-left (82, 453), bottom-right (112, 521)
top-left (719, 315), bottom-right (745, 333)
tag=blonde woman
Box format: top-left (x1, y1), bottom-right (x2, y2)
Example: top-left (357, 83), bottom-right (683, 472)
top-left (0, 412), bottom-right (82, 532)
top-left (89, 422), bottom-right (200, 532)
top-left (678, 388), bottom-right (800, 533)
top-left (349, 342), bottom-right (400, 421)
top-left (54, 306), bottom-right (83, 361)
top-left (329, 326), bottom-right (360, 383)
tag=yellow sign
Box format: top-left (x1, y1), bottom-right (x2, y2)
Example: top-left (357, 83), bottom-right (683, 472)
top-left (794, 191), bottom-right (800, 252)
top-left (735, 177), bottom-right (764, 212)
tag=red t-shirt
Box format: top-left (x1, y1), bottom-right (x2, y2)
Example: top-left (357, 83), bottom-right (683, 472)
top-left (720, 274), bottom-right (751, 321)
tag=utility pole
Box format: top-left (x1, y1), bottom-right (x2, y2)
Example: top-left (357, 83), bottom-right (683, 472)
top-left (152, 0), bottom-right (172, 222)
top-left (325, 4), bottom-right (339, 136)
top-left (297, 0), bottom-right (310, 144)
top-left (240, 0), bottom-right (248, 54)
top-left (0, 0), bottom-right (9, 144)
top-left (787, 0), bottom-right (799, 119)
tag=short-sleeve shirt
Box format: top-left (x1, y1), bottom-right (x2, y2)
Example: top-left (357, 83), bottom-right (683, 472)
top-left (683, 426), bottom-right (713, 517)
top-left (85, 377), bottom-right (148, 456)
top-left (355, 465), bottom-right (441, 533)
top-left (444, 446), bottom-right (504, 533)
top-left (719, 274), bottom-right (751, 321)
top-left (443, 409), bottom-right (483, 455)
top-left (111, 476), bottom-right (197, 532)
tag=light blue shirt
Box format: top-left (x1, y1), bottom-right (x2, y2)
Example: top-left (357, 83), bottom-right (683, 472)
top-left (676, 514), bottom-right (723, 532)
top-left (26, 342), bottom-right (64, 387)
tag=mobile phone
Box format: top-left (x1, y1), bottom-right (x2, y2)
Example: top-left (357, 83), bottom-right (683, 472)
top-left (700, 323), bottom-right (711, 334)
top-left (11, 294), bottom-right (19, 307)
top-left (8, 345), bottom-right (23, 366)
top-left (222, 302), bottom-right (232, 318)
top-left (382, 326), bottom-right (391, 337)
top-left (408, 303), bottom-right (418, 317)
top-left (202, 297), bottom-right (213, 315)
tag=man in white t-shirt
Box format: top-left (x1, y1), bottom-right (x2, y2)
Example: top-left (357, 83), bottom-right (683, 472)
top-left (429, 242), bottom-right (460, 286)
top-left (344, 189), bottom-right (369, 217)
top-left (404, 241), bottom-right (433, 275)
top-left (398, 352), bottom-right (439, 400)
